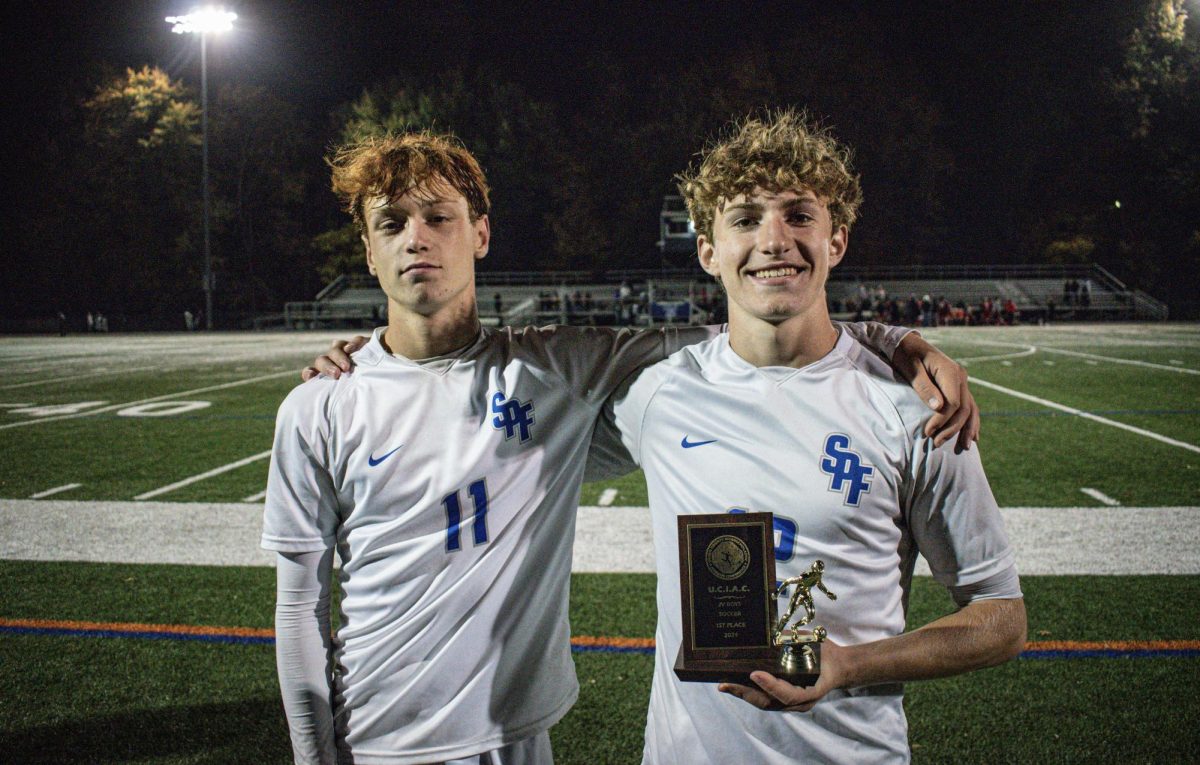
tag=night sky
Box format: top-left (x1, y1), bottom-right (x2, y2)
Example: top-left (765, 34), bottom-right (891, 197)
top-left (2, 1), bottom-right (1196, 319)
top-left (1, 1), bottom-right (1147, 176)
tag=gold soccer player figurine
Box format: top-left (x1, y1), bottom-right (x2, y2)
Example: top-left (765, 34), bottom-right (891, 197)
top-left (773, 560), bottom-right (837, 673)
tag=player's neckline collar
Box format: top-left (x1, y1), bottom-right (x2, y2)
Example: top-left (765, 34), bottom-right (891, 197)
top-left (367, 326), bottom-right (487, 373)
top-left (717, 327), bottom-right (850, 382)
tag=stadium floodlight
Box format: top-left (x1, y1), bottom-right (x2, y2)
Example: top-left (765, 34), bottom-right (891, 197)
top-left (166, 7), bottom-right (237, 35)
top-left (165, 7), bottom-right (237, 330)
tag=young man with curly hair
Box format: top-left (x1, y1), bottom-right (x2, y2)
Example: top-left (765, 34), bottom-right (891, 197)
top-left (273, 130), bottom-right (977, 764)
top-left (599, 110), bottom-right (1025, 763)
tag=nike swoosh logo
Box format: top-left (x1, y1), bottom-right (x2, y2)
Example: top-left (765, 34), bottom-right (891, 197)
top-left (367, 444), bottom-right (404, 466)
top-left (681, 436), bottom-right (718, 449)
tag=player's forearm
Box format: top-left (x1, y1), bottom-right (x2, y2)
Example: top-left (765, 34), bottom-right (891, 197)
top-left (275, 551), bottom-right (337, 765)
top-left (837, 597), bottom-right (1026, 688)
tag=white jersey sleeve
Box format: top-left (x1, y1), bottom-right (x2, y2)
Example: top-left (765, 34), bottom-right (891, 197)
top-left (902, 437), bottom-right (1021, 606)
top-left (261, 379), bottom-right (340, 553)
top-left (574, 325), bottom-right (720, 482)
top-left (835, 320), bottom-right (912, 361)
top-left (532, 324), bottom-right (719, 406)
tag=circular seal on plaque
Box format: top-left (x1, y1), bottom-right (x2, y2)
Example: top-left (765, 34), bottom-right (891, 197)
top-left (704, 535), bottom-right (751, 580)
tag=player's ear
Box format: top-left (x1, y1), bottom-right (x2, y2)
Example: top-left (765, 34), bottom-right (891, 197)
top-left (697, 235), bottom-right (720, 278)
top-left (828, 225), bottom-right (848, 269)
top-left (363, 233), bottom-right (377, 276)
top-left (474, 214), bottom-right (490, 261)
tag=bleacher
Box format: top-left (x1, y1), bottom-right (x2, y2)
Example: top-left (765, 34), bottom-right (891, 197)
top-left (281, 263), bottom-right (1167, 329)
top-left (827, 264), bottom-right (1167, 322)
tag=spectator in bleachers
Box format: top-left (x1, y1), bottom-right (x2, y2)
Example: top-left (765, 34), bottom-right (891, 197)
top-left (1080, 280), bottom-right (1091, 308)
top-left (980, 297), bottom-right (995, 325)
top-left (1003, 298), bottom-right (1017, 325)
top-left (493, 293), bottom-right (503, 317)
top-left (904, 295), bottom-right (920, 325)
top-left (936, 297), bottom-right (952, 327)
top-left (920, 294), bottom-right (934, 327)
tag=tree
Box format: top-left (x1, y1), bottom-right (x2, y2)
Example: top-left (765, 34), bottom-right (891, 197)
top-left (1106, 1), bottom-right (1200, 310)
top-left (76, 66), bottom-right (202, 322)
top-left (209, 84), bottom-right (314, 318)
top-left (319, 71), bottom-right (571, 277)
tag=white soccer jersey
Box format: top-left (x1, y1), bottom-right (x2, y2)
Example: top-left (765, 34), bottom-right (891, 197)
top-left (262, 324), bottom-right (713, 764)
top-left (605, 330), bottom-right (1020, 765)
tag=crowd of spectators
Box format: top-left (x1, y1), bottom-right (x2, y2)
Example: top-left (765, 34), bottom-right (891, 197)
top-left (832, 284), bottom-right (1020, 327)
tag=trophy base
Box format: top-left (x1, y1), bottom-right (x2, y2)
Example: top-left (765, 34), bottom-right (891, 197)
top-left (673, 644), bottom-right (820, 687)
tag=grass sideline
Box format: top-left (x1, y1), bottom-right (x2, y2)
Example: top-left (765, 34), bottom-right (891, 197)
top-left (2, 561), bottom-right (1199, 763)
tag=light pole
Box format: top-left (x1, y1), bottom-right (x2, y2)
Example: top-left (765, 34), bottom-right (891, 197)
top-left (166, 7), bottom-right (237, 330)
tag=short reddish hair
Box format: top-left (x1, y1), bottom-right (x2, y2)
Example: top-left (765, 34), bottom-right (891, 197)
top-left (328, 132), bottom-right (490, 230)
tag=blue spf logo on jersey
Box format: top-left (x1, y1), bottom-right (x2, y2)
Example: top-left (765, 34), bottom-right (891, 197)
top-left (819, 434), bottom-right (874, 506)
top-left (491, 392), bottom-right (535, 443)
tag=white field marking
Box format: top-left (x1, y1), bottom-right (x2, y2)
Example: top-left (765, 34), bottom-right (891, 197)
top-left (956, 345), bottom-right (1037, 364)
top-left (597, 488), bottom-right (619, 506)
top-left (1081, 488), bottom-right (1121, 506)
top-left (241, 488), bottom-right (268, 503)
top-left (1041, 360), bottom-right (1055, 365)
top-left (970, 376), bottom-right (1200, 453)
top-left (28, 483), bottom-right (82, 499)
top-left (0, 403), bottom-right (35, 408)
top-left (134, 450), bottom-right (272, 500)
top-left (3, 501), bottom-right (1196, 573)
top-left (0, 364), bottom-right (167, 391)
top-left (1037, 346), bottom-right (1200, 374)
top-left (955, 337), bottom-right (1200, 375)
top-left (1170, 359), bottom-right (1183, 365)
top-left (0, 370), bottom-right (294, 431)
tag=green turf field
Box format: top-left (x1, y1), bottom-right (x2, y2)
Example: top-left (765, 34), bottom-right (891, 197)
top-left (2, 324), bottom-right (1198, 763)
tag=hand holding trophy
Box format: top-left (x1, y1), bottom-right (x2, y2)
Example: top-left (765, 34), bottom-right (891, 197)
top-left (674, 513), bottom-right (836, 687)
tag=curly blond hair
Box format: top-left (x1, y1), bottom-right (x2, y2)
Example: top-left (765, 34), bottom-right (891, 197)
top-left (678, 109), bottom-right (862, 240)
top-left (328, 131), bottom-right (490, 231)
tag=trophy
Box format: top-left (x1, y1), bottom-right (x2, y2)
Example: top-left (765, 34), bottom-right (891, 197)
top-left (674, 512), bottom-right (836, 686)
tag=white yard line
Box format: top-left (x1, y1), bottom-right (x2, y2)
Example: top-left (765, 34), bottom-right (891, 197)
top-left (1080, 488), bottom-right (1121, 506)
top-left (241, 488), bottom-right (268, 503)
top-left (0, 370), bottom-right (295, 431)
top-left (28, 483), bottom-right (82, 499)
top-left (134, 451), bottom-right (272, 500)
top-left (970, 376), bottom-right (1200, 454)
top-left (957, 345), bottom-right (1037, 364)
top-left (955, 338), bottom-right (1199, 374)
top-left (1037, 346), bottom-right (1200, 374)
top-left (597, 488), bottom-right (619, 506)
top-left (0, 364), bottom-right (168, 391)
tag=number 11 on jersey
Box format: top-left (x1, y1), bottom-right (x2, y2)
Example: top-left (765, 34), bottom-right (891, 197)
top-left (443, 479), bottom-right (490, 551)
